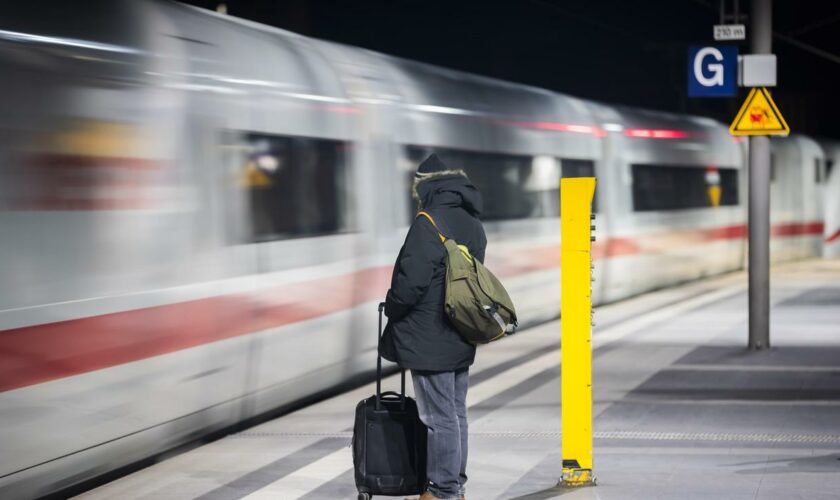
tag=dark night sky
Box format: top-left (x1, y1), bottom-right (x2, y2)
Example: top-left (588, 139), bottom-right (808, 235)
top-left (183, 0), bottom-right (840, 139)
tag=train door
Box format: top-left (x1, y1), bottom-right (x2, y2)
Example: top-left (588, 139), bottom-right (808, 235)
top-left (823, 144), bottom-right (840, 257)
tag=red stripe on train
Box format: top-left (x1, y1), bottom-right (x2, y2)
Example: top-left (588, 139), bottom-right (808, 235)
top-left (0, 220), bottom-right (825, 393)
top-left (591, 224), bottom-right (748, 259)
top-left (0, 267), bottom-right (393, 393)
top-left (771, 222), bottom-right (824, 237)
top-left (827, 228), bottom-right (840, 244)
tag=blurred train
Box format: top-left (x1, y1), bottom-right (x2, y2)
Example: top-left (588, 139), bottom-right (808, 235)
top-left (0, 1), bottom-right (837, 497)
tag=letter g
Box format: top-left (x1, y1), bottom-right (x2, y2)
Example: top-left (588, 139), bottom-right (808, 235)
top-left (694, 47), bottom-right (724, 87)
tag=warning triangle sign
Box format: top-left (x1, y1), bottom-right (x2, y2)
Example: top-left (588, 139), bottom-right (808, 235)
top-left (730, 87), bottom-right (790, 136)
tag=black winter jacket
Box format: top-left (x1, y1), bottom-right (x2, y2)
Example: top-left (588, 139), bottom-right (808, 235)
top-left (379, 174), bottom-right (487, 372)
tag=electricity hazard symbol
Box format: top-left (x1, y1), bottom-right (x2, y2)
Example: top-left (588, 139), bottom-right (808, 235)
top-left (729, 87), bottom-right (790, 136)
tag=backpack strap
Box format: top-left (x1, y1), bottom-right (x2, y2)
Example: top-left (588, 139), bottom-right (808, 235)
top-left (416, 211), bottom-right (446, 243)
top-left (417, 211), bottom-right (475, 265)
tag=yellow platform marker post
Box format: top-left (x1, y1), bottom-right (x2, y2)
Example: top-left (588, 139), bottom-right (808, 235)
top-left (559, 177), bottom-right (597, 487)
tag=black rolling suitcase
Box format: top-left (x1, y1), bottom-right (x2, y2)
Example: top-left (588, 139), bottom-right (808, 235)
top-left (353, 303), bottom-right (427, 500)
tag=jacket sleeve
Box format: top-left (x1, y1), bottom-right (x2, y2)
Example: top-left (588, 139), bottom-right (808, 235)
top-left (473, 224), bottom-right (488, 264)
top-left (384, 219), bottom-right (443, 321)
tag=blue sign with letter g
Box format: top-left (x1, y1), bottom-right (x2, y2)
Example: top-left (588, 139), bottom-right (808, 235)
top-left (688, 46), bottom-right (737, 97)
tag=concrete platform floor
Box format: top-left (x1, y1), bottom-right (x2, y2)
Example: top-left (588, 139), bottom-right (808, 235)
top-left (78, 259), bottom-right (840, 500)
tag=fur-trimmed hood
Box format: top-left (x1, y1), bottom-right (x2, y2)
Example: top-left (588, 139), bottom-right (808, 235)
top-left (412, 170), bottom-right (483, 216)
top-left (411, 168), bottom-right (466, 201)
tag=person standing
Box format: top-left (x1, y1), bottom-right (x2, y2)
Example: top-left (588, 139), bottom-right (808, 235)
top-left (380, 154), bottom-right (487, 500)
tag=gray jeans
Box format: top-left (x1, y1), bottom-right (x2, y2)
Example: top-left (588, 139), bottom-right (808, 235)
top-left (411, 368), bottom-right (469, 499)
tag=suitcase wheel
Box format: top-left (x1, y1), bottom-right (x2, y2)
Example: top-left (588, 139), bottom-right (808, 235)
top-left (357, 493), bottom-right (371, 500)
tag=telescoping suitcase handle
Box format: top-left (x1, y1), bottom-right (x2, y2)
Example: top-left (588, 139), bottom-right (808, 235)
top-left (376, 302), bottom-right (406, 411)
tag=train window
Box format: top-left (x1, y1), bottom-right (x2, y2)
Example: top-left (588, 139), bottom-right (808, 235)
top-left (402, 147), bottom-right (599, 221)
top-left (719, 169), bottom-right (739, 205)
top-left (561, 159), bottom-right (594, 178)
top-left (403, 146), bottom-right (538, 221)
top-left (631, 164), bottom-right (739, 211)
top-left (815, 158), bottom-right (824, 183)
top-left (233, 133), bottom-right (351, 242)
top-left (827, 159), bottom-right (835, 178)
top-left (770, 154), bottom-right (776, 183)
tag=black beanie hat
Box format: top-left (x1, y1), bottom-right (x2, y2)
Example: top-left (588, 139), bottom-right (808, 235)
top-left (415, 154), bottom-right (448, 179)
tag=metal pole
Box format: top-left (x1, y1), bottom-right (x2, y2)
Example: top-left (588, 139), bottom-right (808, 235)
top-left (751, 0), bottom-right (772, 53)
top-left (748, 0), bottom-right (772, 350)
top-left (748, 136), bottom-right (771, 349)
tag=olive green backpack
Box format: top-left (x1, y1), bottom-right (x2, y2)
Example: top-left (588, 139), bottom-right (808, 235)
top-left (417, 211), bottom-right (518, 344)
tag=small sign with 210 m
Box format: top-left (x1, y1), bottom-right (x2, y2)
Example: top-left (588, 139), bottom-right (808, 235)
top-left (714, 24), bottom-right (746, 41)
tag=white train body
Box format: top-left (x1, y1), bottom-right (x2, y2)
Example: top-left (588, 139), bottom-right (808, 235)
top-left (0, 1), bottom-right (832, 497)
top-left (822, 141), bottom-right (840, 257)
